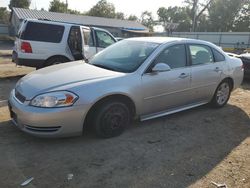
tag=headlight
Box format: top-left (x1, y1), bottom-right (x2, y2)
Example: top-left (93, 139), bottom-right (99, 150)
top-left (30, 91), bottom-right (78, 108)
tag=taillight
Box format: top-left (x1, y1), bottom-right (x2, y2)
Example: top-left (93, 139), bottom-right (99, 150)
top-left (21, 42), bottom-right (32, 53)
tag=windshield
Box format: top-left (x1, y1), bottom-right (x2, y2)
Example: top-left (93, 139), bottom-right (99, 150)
top-left (90, 40), bottom-right (159, 73)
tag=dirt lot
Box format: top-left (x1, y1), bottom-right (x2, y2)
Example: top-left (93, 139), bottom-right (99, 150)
top-left (0, 74), bottom-right (249, 188)
top-left (0, 41), bottom-right (35, 79)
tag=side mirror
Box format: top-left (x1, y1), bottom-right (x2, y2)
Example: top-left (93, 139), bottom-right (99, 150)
top-left (152, 63), bottom-right (171, 72)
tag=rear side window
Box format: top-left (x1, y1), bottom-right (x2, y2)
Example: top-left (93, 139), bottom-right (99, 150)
top-left (212, 49), bottom-right (225, 62)
top-left (189, 44), bottom-right (214, 65)
top-left (17, 20), bottom-right (27, 38)
top-left (21, 22), bottom-right (65, 43)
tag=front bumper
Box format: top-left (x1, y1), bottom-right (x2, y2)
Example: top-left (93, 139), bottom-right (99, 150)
top-left (8, 90), bottom-right (89, 138)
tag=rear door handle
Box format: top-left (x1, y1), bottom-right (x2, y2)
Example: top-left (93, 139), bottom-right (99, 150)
top-left (214, 67), bottom-right (222, 72)
top-left (179, 73), bottom-right (189, 79)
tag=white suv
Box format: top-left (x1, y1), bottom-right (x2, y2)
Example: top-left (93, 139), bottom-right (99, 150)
top-left (13, 19), bottom-right (117, 68)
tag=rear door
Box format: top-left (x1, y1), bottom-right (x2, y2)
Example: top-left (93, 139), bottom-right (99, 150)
top-left (80, 27), bottom-right (97, 59)
top-left (188, 44), bottom-right (224, 102)
top-left (68, 26), bottom-right (83, 60)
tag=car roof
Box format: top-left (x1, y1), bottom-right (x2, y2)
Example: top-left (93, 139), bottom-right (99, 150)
top-left (24, 18), bottom-right (74, 26)
top-left (125, 37), bottom-right (213, 45)
top-left (23, 18), bottom-right (89, 29)
top-left (125, 37), bottom-right (224, 53)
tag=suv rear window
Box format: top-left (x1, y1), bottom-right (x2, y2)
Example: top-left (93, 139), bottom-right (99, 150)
top-left (21, 22), bottom-right (65, 43)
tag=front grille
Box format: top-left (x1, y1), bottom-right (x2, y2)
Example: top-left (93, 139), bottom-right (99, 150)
top-left (24, 125), bottom-right (61, 132)
top-left (15, 89), bottom-right (26, 103)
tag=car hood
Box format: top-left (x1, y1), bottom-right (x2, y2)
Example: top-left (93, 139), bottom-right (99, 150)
top-left (15, 61), bottom-right (122, 100)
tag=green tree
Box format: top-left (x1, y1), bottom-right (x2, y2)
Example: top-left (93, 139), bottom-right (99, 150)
top-left (208, 0), bottom-right (245, 31)
top-left (232, 0), bottom-right (250, 31)
top-left (88, 0), bottom-right (116, 18)
top-left (49, 0), bottom-right (67, 13)
top-left (0, 7), bottom-right (10, 24)
top-left (115, 12), bottom-right (125, 20)
top-left (185, 0), bottom-right (213, 31)
top-left (195, 13), bottom-right (210, 31)
top-left (9, 0), bottom-right (30, 9)
top-left (140, 11), bottom-right (154, 32)
top-left (127, 15), bottom-right (138, 21)
top-left (157, 6), bottom-right (191, 32)
top-left (67, 9), bottom-right (81, 15)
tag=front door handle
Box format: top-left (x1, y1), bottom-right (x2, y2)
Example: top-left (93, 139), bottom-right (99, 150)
top-left (179, 73), bottom-right (189, 79)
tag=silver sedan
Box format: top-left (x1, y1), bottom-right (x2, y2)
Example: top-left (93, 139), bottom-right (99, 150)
top-left (8, 37), bottom-right (244, 138)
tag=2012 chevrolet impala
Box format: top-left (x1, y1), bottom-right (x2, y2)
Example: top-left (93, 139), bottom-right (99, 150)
top-left (8, 37), bottom-right (244, 138)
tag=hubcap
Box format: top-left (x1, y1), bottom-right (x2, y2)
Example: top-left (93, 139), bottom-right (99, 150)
top-left (216, 83), bottom-right (230, 105)
top-left (102, 105), bottom-right (128, 132)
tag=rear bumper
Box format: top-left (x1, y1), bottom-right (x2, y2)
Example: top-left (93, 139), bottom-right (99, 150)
top-left (17, 58), bottom-right (44, 68)
top-left (8, 89), bottom-right (89, 138)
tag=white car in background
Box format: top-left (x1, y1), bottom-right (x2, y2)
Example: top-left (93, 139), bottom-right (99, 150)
top-left (13, 19), bottom-right (117, 69)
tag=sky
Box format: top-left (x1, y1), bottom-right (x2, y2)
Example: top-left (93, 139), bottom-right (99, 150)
top-left (0, 0), bottom-right (184, 18)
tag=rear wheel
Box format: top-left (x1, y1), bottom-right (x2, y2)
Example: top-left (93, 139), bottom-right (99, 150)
top-left (211, 80), bottom-right (231, 108)
top-left (93, 101), bottom-right (130, 138)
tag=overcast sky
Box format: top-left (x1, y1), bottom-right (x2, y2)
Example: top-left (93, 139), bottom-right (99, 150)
top-left (0, 0), bottom-right (185, 18)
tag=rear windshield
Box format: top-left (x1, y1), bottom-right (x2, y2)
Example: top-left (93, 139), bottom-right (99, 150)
top-left (21, 22), bottom-right (65, 43)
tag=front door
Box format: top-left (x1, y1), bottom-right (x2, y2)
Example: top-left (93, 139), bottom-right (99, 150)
top-left (141, 44), bottom-right (192, 115)
top-left (95, 30), bottom-right (116, 52)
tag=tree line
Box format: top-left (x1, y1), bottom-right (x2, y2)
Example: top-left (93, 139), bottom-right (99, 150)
top-left (0, 0), bottom-right (249, 32)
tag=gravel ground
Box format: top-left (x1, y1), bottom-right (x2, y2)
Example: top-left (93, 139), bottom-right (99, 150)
top-left (0, 77), bottom-right (249, 188)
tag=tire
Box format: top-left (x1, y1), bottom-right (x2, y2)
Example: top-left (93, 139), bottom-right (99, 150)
top-left (93, 101), bottom-right (130, 138)
top-left (45, 57), bottom-right (69, 67)
top-left (211, 80), bottom-right (231, 108)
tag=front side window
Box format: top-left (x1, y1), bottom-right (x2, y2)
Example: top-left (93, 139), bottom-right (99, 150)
top-left (96, 30), bottom-right (116, 48)
top-left (189, 44), bottom-right (214, 65)
top-left (21, 22), bottom-right (64, 43)
top-left (154, 44), bottom-right (187, 69)
top-left (90, 40), bottom-right (159, 73)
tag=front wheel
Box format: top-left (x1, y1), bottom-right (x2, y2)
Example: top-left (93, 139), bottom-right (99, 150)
top-left (211, 80), bottom-right (231, 108)
top-left (94, 101), bottom-right (130, 138)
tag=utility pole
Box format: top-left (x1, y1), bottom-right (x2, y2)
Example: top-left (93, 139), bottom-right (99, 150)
top-left (192, 0), bottom-right (198, 32)
top-left (65, 0), bottom-right (68, 13)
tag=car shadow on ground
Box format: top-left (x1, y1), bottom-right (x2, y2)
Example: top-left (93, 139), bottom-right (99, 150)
top-left (241, 78), bottom-right (250, 90)
top-left (0, 103), bottom-right (249, 188)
